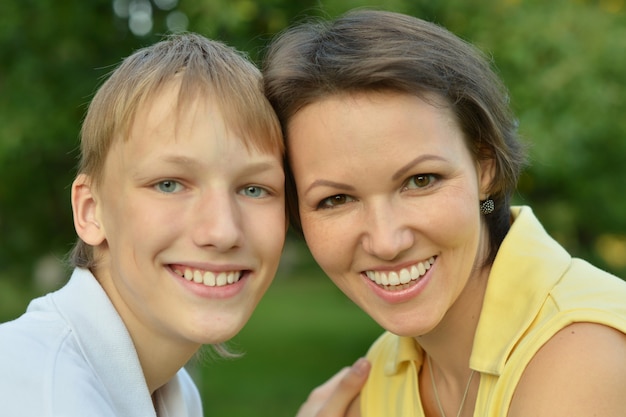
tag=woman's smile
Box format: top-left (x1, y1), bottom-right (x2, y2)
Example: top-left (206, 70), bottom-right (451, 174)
top-left (363, 256), bottom-right (435, 290)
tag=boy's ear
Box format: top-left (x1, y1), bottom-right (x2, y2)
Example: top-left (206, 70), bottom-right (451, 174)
top-left (71, 174), bottom-right (106, 245)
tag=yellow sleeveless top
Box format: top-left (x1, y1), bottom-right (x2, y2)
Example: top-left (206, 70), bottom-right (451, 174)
top-left (360, 206), bottom-right (626, 416)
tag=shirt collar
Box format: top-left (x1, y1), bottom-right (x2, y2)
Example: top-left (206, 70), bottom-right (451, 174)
top-left (470, 206), bottom-right (571, 374)
top-left (385, 335), bottom-right (423, 375)
top-left (381, 206), bottom-right (572, 376)
top-left (53, 268), bottom-right (156, 415)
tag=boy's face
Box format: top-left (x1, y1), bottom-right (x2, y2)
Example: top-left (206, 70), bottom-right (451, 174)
top-left (91, 81), bottom-right (285, 349)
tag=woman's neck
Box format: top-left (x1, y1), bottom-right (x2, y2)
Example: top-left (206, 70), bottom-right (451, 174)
top-left (416, 263), bottom-right (490, 379)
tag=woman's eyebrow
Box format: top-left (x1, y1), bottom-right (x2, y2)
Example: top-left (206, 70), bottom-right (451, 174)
top-left (391, 154), bottom-right (446, 181)
top-left (305, 179), bottom-right (355, 194)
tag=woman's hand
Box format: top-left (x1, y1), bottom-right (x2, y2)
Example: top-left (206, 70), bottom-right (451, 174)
top-left (296, 358), bottom-right (371, 417)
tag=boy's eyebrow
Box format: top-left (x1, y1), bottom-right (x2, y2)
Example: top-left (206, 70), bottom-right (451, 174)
top-left (160, 155), bottom-right (197, 166)
top-left (235, 161), bottom-right (284, 177)
top-left (160, 155), bottom-right (281, 174)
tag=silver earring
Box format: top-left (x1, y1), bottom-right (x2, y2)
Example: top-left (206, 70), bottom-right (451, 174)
top-left (480, 198), bottom-right (495, 215)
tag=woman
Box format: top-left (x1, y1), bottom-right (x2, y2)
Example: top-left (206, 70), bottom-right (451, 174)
top-left (264, 9), bottom-right (626, 417)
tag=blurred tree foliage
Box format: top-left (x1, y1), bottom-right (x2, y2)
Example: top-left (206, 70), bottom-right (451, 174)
top-left (1, 0), bottom-right (625, 298)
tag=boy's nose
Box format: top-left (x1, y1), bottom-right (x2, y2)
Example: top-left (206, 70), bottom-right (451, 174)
top-left (191, 193), bottom-right (243, 251)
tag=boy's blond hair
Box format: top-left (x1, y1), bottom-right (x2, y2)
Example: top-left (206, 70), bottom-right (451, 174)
top-left (70, 33), bottom-right (282, 269)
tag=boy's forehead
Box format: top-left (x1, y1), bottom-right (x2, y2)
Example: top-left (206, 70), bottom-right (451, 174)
top-left (112, 74), bottom-right (280, 159)
top-left (116, 92), bottom-right (263, 153)
top-left (101, 104), bottom-right (281, 178)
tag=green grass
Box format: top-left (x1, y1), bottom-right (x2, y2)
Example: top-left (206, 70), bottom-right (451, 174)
top-left (195, 256), bottom-right (382, 417)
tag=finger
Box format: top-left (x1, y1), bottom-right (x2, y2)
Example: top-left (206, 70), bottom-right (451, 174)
top-left (306, 367), bottom-right (353, 403)
top-left (298, 367), bottom-right (353, 417)
top-left (296, 358), bottom-right (371, 417)
top-left (315, 358), bottom-right (371, 417)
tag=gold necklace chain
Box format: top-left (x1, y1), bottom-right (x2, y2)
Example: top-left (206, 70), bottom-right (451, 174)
top-left (427, 354), bottom-right (476, 417)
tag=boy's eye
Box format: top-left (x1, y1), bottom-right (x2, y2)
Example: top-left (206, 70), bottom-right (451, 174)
top-left (240, 185), bottom-right (269, 198)
top-left (318, 194), bottom-right (355, 209)
top-left (406, 174), bottom-right (436, 189)
top-left (156, 180), bottom-right (183, 193)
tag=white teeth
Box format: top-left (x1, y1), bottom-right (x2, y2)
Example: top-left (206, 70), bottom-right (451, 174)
top-left (388, 271), bottom-right (400, 286)
top-left (365, 257), bottom-right (435, 289)
top-left (381, 273), bottom-right (389, 286)
top-left (399, 268), bottom-right (411, 284)
top-left (203, 271), bottom-right (216, 286)
top-left (179, 267), bottom-right (241, 287)
top-left (216, 272), bottom-right (227, 286)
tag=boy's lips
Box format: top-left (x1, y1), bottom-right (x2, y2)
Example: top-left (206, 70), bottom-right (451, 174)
top-left (170, 265), bottom-right (248, 287)
top-left (363, 256), bottom-right (436, 291)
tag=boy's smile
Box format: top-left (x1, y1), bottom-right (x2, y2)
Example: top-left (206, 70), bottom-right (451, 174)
top-left (171, 265), bottom-right (245, 287)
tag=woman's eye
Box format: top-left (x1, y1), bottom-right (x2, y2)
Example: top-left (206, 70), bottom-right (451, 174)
top-left (318, 194), bottom-right (354, 209)
top-left (241, 185), bottom-right (269, 198)
top-left (406, 174), bottom-right (437, 189)
top-left (155, 180), bottom-right (183, 193)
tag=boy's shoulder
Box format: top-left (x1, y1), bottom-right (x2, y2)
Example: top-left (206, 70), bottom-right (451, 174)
top-left (0, 290), bottom-right (85, 374)
top-left (0, 288), bottom-right (121, 415)
top-left (0, 291), bottom-right (67, 345)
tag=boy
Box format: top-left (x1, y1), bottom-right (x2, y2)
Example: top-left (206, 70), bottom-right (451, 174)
top-left (0, 33), bottom-right (286, 416)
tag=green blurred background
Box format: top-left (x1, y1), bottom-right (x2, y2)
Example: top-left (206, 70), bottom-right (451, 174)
top-left (1, 0), bottom-right (625, 415)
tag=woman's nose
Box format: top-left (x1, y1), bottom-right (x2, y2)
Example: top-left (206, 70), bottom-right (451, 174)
top-left (360, 201), bottom-right (414, 261)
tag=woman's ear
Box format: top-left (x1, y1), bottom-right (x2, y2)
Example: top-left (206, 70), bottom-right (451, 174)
top-left (478, 156), bottom-right (496, 200)
top-left (71, 174), bottom-right (106, 246)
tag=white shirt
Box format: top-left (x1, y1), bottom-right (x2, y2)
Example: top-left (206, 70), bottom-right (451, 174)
top-left (0, 268), bottom-right (202, 416)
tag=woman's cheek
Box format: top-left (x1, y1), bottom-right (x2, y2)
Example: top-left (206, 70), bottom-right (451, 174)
top-left (302, 215), bottom-right (346, 271)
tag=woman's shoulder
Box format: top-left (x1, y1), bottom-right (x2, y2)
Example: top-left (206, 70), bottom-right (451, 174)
top-left (508, 322), bottom-right (626, 417)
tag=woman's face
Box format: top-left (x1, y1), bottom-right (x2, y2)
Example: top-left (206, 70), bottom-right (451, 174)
top-left (287, 92), bottom-right (493, 337)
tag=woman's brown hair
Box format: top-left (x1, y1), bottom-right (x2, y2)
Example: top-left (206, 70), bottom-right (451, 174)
top-left (263, 9), bottom-right (527, 263)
